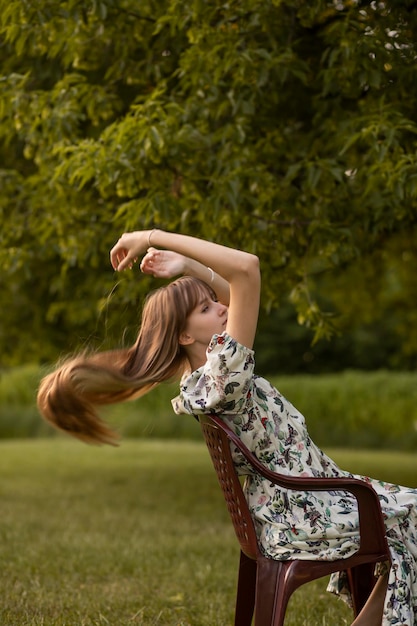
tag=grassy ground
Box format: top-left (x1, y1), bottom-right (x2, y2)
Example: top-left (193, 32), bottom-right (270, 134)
top-left (0, 439), bottom-right (415, 625)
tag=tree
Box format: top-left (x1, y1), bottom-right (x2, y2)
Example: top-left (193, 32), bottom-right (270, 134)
top-left (1, 0), bottom-right (417, 367)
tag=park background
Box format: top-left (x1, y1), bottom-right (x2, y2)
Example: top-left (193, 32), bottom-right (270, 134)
top-left (1, 1), bottom-right (417, 624)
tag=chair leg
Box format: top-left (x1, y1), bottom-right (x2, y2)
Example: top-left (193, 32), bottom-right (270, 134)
top-left (235, 551), bottom-right (257, 626)
top-left (347, 564), bottom-right (377, 617)
top-left (254, 556), bottom-right (292, 626)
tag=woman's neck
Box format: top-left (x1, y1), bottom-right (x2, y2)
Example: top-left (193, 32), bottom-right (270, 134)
top-left (185, 346), bottom-right (207, 373)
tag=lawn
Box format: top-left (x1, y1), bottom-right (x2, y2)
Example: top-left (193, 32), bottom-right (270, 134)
top-left (0, 439), bottom-right (415, 625)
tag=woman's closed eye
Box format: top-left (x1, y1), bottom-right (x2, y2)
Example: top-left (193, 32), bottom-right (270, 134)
top-left (203, 298), bottom-right (219, 312)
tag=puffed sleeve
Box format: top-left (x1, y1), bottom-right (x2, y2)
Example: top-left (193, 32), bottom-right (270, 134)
top-left (172, 332), bottom-right (255, 416)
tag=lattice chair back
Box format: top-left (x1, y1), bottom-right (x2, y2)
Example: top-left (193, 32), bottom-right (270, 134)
top-left (199, 414), bottom-right (258, 560)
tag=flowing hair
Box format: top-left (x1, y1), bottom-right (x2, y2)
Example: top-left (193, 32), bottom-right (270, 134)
top-left (37, 277), bottom-right (215, 446)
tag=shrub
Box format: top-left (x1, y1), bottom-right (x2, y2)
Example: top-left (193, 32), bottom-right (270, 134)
top-left (1, 365), bottom-right (417, 450)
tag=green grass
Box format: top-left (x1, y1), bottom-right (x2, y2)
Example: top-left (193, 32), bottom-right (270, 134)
top-left (0, 439), bottom-right (415, 625)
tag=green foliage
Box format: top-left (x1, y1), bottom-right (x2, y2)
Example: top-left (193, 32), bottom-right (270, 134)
top-left (277, 370), bottom-right (417, 451)
top-left (0, 363), bottom-right (39, 404)
top-left (2, 365), bottom-right (417, 451)
top-left (1, 1), bottom-right (417, 364)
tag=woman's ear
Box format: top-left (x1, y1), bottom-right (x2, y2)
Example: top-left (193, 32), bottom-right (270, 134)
top-left (179, 331), bottom-right (195, 346)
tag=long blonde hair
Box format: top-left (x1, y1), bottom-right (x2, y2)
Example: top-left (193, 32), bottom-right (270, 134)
top-left (37, 277), bottom-right (215, 445)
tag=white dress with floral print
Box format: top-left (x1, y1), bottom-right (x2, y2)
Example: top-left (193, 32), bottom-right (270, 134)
top-left (172, 333), bottom-right (417, 625)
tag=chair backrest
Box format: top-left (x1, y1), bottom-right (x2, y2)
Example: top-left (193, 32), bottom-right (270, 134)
top-left (199, 414), bottom-right (259, 560)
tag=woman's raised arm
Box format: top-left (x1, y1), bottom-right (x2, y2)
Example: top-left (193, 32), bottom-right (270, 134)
top-left (110, 229), bottom-right (260, 349)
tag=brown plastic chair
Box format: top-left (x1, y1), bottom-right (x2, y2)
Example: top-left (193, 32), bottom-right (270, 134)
top-left (199, 414), bottom-right (390, 626)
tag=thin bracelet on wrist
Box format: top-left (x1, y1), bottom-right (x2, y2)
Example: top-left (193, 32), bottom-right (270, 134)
top-left (148, 228), bottom-right (157, 248)
top-left (207, 267), bottom-right (215, 283)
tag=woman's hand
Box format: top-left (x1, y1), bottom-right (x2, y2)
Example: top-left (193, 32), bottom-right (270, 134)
top-left (140, 248), bottom-right (186, 279)
top-left (110, 231), bottom-right (152, 271)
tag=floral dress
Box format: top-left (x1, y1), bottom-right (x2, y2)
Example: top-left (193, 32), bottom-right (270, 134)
top-left (172, 332), bottom-right (417, 625)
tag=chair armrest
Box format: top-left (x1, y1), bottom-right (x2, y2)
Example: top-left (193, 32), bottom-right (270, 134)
top-left (208, 414), bottom-right (389, 558)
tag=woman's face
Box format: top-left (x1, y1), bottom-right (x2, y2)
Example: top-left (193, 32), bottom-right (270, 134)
top-left (181, 296), bottom-right (228, 349)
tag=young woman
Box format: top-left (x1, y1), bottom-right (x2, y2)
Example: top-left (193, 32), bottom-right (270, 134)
top-left (38, 229), bottom-right (417, 626)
